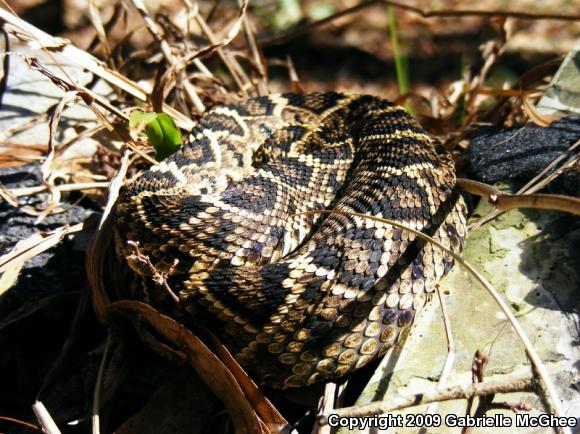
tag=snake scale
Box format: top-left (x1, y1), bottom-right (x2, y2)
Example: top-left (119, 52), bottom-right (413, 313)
top-left (114, 92), bottom-right (468, 389)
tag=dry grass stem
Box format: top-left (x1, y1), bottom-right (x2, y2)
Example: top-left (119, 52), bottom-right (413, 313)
top-left (237, 0), bottom-right (268, 95)
top-left (286, 56), bottom-right (303, 93)
top-left (520, 139), bottom-right (580, 195)
top-left (86, 146), bottom-right (131, 324)
top-left (191, 2), bottom-right (251, 95)
top-left (0, 6), bottom-right (194, 129)
top-left (129, 0), bottom-right (205, 112)
top-left (7, 182), bottom-right (109, 197)
top-left (99, 147), bottom-right (131, 230)
top-left (177, 0), bottom-right (215, 79)
top-left (91, 333), bottom-right (112, 434)
top-left (32, 401), bottom-right (62, 434)
top-left (0, 112), bottom-right (47, 142)
top-left (423, 286), bottom-right (456, 417)
top-left (313, 382), bottom-right (337, 434)
top-left (87, 0), bottom-right (112, 64)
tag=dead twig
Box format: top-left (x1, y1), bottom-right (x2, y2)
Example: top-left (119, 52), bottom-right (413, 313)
top-left (463, 351), bottom-right (491, 434)
top-left (129, 0), bottom-right (205, 113)
top-left (125, 241), bottom-right (180, 303)
top-left (0, 416), bottom-right (43, 432)
top-left (0, 6), bottom-right (194, 129)
top-left (457, 178), bottom-right (580, 216)
top-left (237, 0), bottom-right (268, 95)
top-left (261, 0), bottom-right (580, 46)
top-left (318, 377), bottom-right (535, 423)
top-left (189, 1), bottom-right (251, 95)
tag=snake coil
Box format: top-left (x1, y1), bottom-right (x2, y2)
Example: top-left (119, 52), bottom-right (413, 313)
top-left (115, 92), bottom-right (467, 389)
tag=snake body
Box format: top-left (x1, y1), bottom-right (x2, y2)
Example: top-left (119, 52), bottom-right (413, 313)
top-left (114, 92), bottom-right (467, 389)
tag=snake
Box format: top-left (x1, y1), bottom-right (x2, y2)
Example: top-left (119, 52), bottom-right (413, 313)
top-left (114, 92), bottom-right (468, 389)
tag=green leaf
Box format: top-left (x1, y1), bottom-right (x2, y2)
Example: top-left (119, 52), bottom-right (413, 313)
top-left (129, 110), bottom-right (158, 130)
top-left (130, 110), bottom-right (183, 161)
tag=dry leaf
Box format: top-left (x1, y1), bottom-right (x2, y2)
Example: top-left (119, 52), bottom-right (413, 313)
top-left (0, 143), bottom-right (46, 168)
top-left (201, 329), bottom-right (287, 431)
top-left (0, 223), bottom-right (84, 274)
top-left (0, 262), bottom-right (22, 296)
top-left (108, 300), bottom-right (269, 434)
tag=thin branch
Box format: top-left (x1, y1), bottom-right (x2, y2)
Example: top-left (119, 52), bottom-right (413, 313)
top-left (319, 377), bottom-right (534, 423)
top-left (457, 178), bottom-right (580, 216)
top-left (0, 416), bottom-right (43, 432)
top-left (9, 182), bottom-right (110, 197)
top-left (261, 0), bottom-right (580, 46)
top-left (468, 139), bottom-right (580, 230)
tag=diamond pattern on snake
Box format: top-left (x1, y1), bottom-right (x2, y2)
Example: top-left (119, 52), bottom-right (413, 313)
top-left (114, 92), bottom-right (468, 389)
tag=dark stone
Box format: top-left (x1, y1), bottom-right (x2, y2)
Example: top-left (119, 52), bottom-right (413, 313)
top-left (469, 118), bottom-right (580, 195)
top-left (0, 165), bottom-right (94, 300)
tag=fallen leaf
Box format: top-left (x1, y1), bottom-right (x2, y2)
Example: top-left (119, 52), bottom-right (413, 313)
top-left (0, 262), bottom-right (23, 296)
top-left (0, 223), bottom-right (84, 274)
